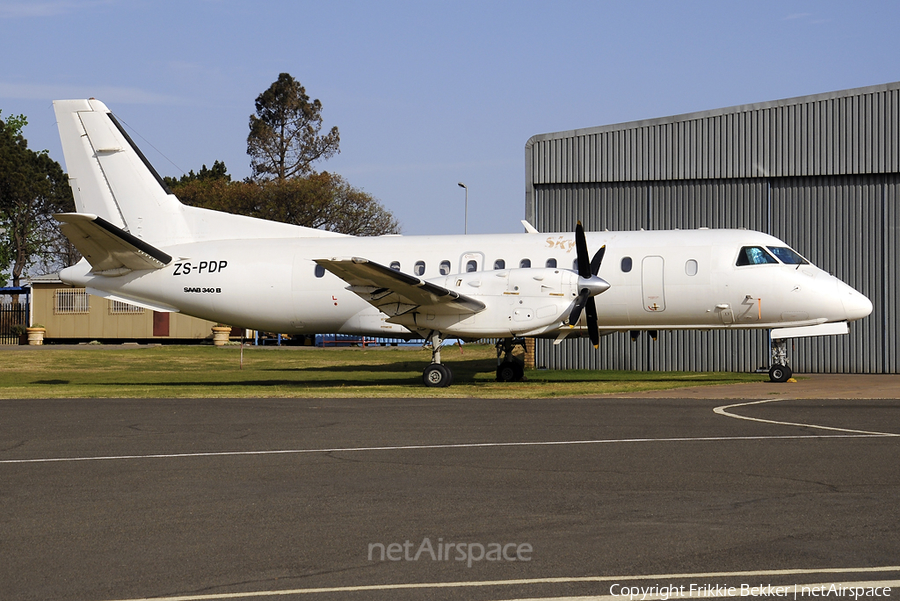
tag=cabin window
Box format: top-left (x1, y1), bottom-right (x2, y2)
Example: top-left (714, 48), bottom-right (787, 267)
top-left (390, 261), bottom-right (401, 271)
top-left (546, 258), bottom-right (557, 268)
top-left (414, 261), bottom-right (426, 276)
top-left (685, 259), bottom-right (698, 276)
top-left (314, 264), bottom-right (326, 278)
top-left (768, 246), bottom-right (809, 265)
top-left (621, 257), bottom-right (633, 273)
top-left (466, 260), bottom-right (477, 272)
top-left (439, 260), bottom-right (451, 275)
top-left (736, 246), bottom-right (777, 266)
top-left (520, 258), bottom-right (531, 268)
top-left (494, 259), bottom-right (506, 270)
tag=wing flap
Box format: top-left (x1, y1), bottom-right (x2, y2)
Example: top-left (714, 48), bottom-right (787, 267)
top-left (56, 212), bottom-right (172, 274)
top-left (315, 257), bottom-right (485, 317)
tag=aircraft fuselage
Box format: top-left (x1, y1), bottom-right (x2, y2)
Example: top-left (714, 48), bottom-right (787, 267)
top-left (60, 227), bottom-right (871, 340)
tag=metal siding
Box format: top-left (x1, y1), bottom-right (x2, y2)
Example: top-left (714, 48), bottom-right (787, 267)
top-left (527, 83), bottom-right (900, 373)
top-left (886, 176), bottom-right (900, 372)
top-left (529, 86), bottom-right (899, 184)
top-left (769, 176), bottom-right (886, 373)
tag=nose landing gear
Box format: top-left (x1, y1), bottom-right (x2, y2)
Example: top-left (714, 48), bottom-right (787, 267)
top-left (768, 337), bottom-right (793, 383)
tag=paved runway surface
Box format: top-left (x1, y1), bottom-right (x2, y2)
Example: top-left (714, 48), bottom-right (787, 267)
top-left (2, 383), bottom-right (899, 600)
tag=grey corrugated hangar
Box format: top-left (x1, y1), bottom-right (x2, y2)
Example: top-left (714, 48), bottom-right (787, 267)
top-left (525, 81), bottom-right (900, 374)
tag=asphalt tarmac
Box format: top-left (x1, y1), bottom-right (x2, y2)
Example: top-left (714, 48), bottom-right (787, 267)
top-left (1, 380), bottom-right (899, 601)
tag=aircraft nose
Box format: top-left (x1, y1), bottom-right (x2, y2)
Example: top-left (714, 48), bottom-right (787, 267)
top-left (841, 286), bottom-right (873, 322)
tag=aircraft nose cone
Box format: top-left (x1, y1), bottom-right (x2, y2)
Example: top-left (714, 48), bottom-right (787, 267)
top-left (841, 287), bottom-right (873, 322)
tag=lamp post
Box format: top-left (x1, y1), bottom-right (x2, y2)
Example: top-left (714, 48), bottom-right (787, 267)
top-left (457, 182), bottom-right (468, 234)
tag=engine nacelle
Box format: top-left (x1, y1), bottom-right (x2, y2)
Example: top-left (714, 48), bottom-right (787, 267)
top-left (391, 268), bottom-right (585, 337)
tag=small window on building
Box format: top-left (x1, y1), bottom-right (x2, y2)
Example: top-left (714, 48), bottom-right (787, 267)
top-left (314, 264), bottom-right (326, 278)
top-left (685, 259), bottom-right (698, 276)
top-left (736, 246), bottom-right (777, 266)
top-left (520, 258), bottom-right (531, 268)
top-left (55, 288), bottom-right (90, 314)
top-left (494, 259), bottom-right (506, 270)
top-left (466, 260), bottom-right (478, 272)
top-left (546, 258), bottom-right (557, 268)
top-left (621, 257), bottom-right (633, 273)
top-left (109, 300), bottom-right (144, 315)
top-left (439, 260), bottom-right (451, 275)
top-left (390, 261), bottom-right (401, 271)
top-left (414, 261), bottom-right (426, 276)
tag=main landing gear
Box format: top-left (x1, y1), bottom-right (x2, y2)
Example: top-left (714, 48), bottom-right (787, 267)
top-left (422, 331), bottom-right (453, 387)
top-left (496, 338), bottom-right (526, 382)
top-left (768, 337), bottom-right (793, 383)
top-left (421, 333), bottom-right (527, 387)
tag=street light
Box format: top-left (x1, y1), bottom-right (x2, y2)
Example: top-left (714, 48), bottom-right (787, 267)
top-left (457, 182), bottom-right (468, 235)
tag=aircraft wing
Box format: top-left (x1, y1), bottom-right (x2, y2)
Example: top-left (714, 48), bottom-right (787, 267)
top-left (56, 212), bottom-right (172, 274)
top-left (315, 257), bottom-right (485, 317)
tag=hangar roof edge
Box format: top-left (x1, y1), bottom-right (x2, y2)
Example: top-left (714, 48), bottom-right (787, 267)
top-left (525, 80), bottom-right (900, 148)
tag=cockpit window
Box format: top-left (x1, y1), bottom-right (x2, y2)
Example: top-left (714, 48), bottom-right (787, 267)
top-left (736, 246), bottom-right (778, 266)
top-left (767, 246), bottom-right (809, 265)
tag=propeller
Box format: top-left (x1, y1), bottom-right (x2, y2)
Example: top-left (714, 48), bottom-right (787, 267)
top-left (567, 221), bottom-right (610, 348)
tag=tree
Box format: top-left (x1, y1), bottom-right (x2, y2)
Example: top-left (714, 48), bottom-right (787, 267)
top-left (173, 172), bottom-right (400, 236)
top-left (0, 110), bottom-right (26, 286)
top-left (0, 113), bottom-right (75, 287)
top-left (169, 75), bottom-right (399, 236)
top-left (163, 159), bottom-right (231, 188)
top-left (247, 73), bottom-right (340, 181)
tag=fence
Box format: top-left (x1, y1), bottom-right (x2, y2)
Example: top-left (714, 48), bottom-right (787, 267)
top-left (0, 300), bottom-right (28, 345)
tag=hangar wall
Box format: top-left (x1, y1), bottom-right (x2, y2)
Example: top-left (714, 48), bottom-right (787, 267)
top-left (525, 82), bottom-right (900, 374)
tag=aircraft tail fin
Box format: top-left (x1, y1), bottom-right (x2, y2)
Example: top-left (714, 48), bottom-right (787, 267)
top-left (53, 99), bottom-right (345, 247)
top-left (53, 99), bottom-right (196, 245)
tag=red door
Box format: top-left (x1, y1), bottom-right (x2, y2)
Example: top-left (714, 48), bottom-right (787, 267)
top-left (153, 311), bottom-right (170, 337)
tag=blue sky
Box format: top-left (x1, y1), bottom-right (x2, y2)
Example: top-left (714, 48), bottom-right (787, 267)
top-left (2, 0), bottom-right (898, 235)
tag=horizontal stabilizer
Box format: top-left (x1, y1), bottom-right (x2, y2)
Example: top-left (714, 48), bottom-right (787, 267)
top-left (56, 213), bottom-right (172, 274)
top-left (86, 287), bottom-right (180, 313)
top-left (315, 257), bottom-right (485, 317)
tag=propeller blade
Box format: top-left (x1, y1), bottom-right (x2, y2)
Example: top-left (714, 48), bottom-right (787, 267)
top-left (568, 288), bottom-right (589, 326)
top-left (574, 221), bottom-right (591, 279)
top-left (572, 220), bottom-right (606, 347)
top-left (590, 245), bottom-right (606, 276)
top-left (586, 297), bottom-right (599, 347)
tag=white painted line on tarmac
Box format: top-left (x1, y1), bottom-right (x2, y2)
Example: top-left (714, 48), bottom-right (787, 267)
top-left (0, 433), bottom-right (889, 465)
top-left (97, 567), bottom-right (900, 601)
top-left (713, 399), bottom-right (900, 436)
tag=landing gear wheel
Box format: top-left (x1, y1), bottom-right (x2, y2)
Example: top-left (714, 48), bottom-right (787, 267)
top-left (423, 364), bottom-right (453, 387)
top-left (768, 364), bottom-right (792, 383)
top-left (496, 361), bottom-right (525, 382)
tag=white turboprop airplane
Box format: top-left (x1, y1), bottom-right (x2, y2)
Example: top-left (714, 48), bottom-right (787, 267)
top-left (52, 99), bottom-right (872, 386)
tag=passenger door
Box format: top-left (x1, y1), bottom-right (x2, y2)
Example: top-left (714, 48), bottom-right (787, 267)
top-left (641, 256), bottom-right (666, 312)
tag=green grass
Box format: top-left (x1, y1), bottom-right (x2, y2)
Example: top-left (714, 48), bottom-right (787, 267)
top-left (0, 344), bottom-right (763, 399)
